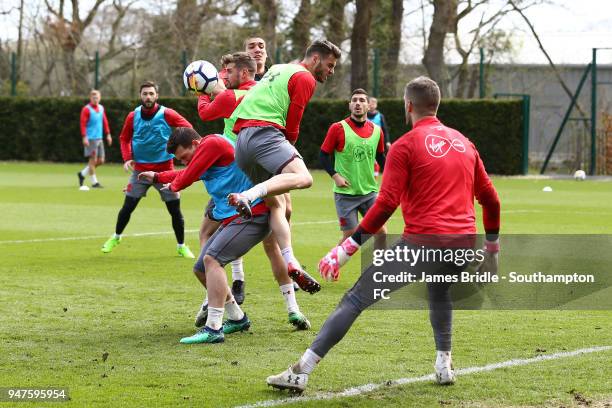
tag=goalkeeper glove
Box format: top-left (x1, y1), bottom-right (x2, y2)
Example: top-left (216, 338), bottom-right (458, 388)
top-left (318, 237), bottom-right (360, 281)
top-left (477, 238), bottom-right (500, 275)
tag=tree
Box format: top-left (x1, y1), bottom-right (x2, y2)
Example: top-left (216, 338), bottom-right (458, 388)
top-left (318, 0), bottom-right (350, 97)
top-left (350, 0), bottom-right (373, 91)
top-left (250, 0), bottom-right (278, 61)
top-left (422, 0), bottom-right (458, 96)
top-left (371, 0), bottom-right (403, 97)
top-left (288, 0), bottom-right (312, 60)
top-left (44, 0), bottom-right (106, 94)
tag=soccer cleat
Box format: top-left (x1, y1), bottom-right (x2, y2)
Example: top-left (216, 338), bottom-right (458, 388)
top-left (179, 326), bottom-right (224, 344)
top-left (222, 314), bottom-right (251, 334)
top-left (288, 264), bottom-right (321, 294)
top-left (266, 366), bottom-right (308, 393)
top-left (101, 236), bottom-right (121, 253)
top-left (194, 300), bottom-right (208, 328)
top-left (77, 171), bottom-right (85, 187)
top-left (435, 360), bottom-right (456, 385)
top-left (288, 311), bottom-right (311, 331)
top-left (177, 245), bottom-right (195, 259)
top-left (231, 280), bottom-right (246, 305)
top-left (227, 193), bottom-right (252, 218)
top-left (91, 182), bottom-right (103, 188)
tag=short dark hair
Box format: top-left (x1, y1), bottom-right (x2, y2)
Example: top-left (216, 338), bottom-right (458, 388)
top-left (305, 40), bottom-right (341, 59)
top-left (351, 88), bottom-right (368, 99)
top-left (140, 80), bottom-right (158, 93)
top-left (244, 36), bottom-right (266, 49)
top-left (167, 127), bottom-right (201, 154)
top-left (404, 76), bottom-right (441, 115)
top-left (226, 52), bottom-right (257, 74)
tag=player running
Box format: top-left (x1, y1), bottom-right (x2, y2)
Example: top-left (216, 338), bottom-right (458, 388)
top-left (101, 81), bottom-right (195, 259)
top-left (227, 39), bottom-right (342, 294)
top-left (193, 52), bottom-right (310, 329)
top-left (139, 127), bottom-right (311, 343)
top-left (78, 89), bottom-right (112, 188)
top-left (266, 76), bottom-right (501, 392)
top-left (319, 88), bottom-right (387, 247)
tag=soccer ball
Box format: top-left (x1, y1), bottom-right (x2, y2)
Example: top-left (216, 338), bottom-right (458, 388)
top-left (573, 170), bottom-right (586, 181)
top-left (183, 60), bottom-right (218, 95)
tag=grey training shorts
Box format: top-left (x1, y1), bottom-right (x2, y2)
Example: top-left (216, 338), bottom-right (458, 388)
top-left (84, 139), bottom-right (105, 159)
top-left (334, 191), bottom-right (378, 231)
top-left (194, 212), bottom-right (271, 272)
top-left (125, 170), bottom-right (180, 202)
top-left (234, 126), bottom-right (302, 184)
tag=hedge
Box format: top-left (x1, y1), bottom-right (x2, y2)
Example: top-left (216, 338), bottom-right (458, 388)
top-left (0, 97), bottom-right (524, 174)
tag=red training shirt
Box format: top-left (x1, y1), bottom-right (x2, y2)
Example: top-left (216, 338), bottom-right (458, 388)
top-left (197, 80), bottom-right (257, 122)
top-left (233, 63), bottom-right (316, 143)
top-left (119, 103), bottom-right (192, 172)
top-left (156, 135), bottom-right (268, 224)
top-left (80, 103), bottom-right (110, 138)
top-left (359, 116), bottom-right (500, 237)
top-left (320, 117), bottom-right (386, 154)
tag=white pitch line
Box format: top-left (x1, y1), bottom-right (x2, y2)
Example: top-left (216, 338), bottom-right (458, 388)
top-left (0, 220), bottom-right (339, 245)
top-left (236, 346), bottom-right (612, 408)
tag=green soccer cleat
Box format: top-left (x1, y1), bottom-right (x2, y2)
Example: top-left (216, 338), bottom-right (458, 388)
top-left (101, 236), bottom-right (121, 253)
top-left (222, 314), bottom-right (251, 334)
top-left (179, 326), bottom-right (224, 344)
top-left (177, 245), bottom-right (195, 258)
top-left (288, 311), bottom-right (311, 331)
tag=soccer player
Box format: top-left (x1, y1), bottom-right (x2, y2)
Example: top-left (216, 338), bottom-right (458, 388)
top-left (319, 88), bottom-right (387, 247)
top-left (227, 40), bottom-right (342, 293)
top-left (266, 76), bottom-right (501, 392)
top-left (244, 36), bottom-right (268, 80)
top-left (78, 89), bottom-right (112, 188)
top-left (367, 97), bottom-right (392, 151)
top-left (100, 81), bottom-right (195, 259)
top-left (194, 52), bottom-right (310, 330)
top-left (138, 127), bottom-right (310, 343)
top-left (196, 52), bottom-right (255, 303)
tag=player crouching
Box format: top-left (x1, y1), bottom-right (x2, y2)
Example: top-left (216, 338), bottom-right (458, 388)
top-left (138, 128), bottom-right (311, 343)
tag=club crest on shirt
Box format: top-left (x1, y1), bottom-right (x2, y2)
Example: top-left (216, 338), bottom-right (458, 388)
top-left (425, 134), bottom-right (466, 158)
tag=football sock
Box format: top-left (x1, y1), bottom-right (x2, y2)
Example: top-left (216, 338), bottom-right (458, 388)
top-left (224, 298), bottom-right (244, 321)
top-left (113, 233), bottom-right (121, 239)
top-left (116, 196), bottom-right (140, 235)
top-left (177, 243), bottom-right (185, 248)
top-left (280, 247), bottom-right (299, 267)
top-left (242, 183), bottom-right (267, 202)
top-left (91, 174), bottom-right (98, 184)
top-left (206, 307), bottom-right (224, 330)
top-left (294, 349), bottom-right (321, 374)
top-left (279, 283), bottom-right (299, 313)
top-left (80, 166), bottom-right (89, 177)
top-left (165, 199), bottom-right (185, 245)
top-left (231, 258), bottom-right (245, 281)
top-left (436, 350), bottom-right (451, 367)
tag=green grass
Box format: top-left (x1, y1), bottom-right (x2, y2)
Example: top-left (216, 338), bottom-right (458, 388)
top-left (0, 162), bottom-right (610, 407)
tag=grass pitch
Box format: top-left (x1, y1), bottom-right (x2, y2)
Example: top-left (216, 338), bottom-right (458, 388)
top-left (0, 162), bottom-right (610, 407)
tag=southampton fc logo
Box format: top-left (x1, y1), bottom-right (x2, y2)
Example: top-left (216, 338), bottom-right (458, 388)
top-left (353, 146), bottom-right (367, 162)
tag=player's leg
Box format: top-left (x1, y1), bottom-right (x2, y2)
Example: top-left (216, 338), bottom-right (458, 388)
top-left (193, 223), bottom-right (225, 328)
top-left (91, 141), bottom-right (105, 188)
top-left (334, 192), bottom-right (360, 245)
top-left (428, 281), bottom-right (455, 385)
top-left (267, 239), bottom-right (442, 392)
top-left (265, 194), bottom-right (320, 294)
top-left (357, 192), bottom-right (387, 250)
top-left (101, 171), bottom-right (147, 253)
top-left (229, 127), bottom-right (312, 215)
top-left (182, 215), bottom-right (271, 343)
top-left (157, 185), bottom-right (194, 258)
top-left (78, 144), bottom-right (91, 187)
top-left (262, 232), bottom-right (310, 330)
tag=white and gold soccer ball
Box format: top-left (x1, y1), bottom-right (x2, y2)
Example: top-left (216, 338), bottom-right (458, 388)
top-left (183, 60), bottom-right (218, 95)
top-left (573, 170), bottom-right (586, 181)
